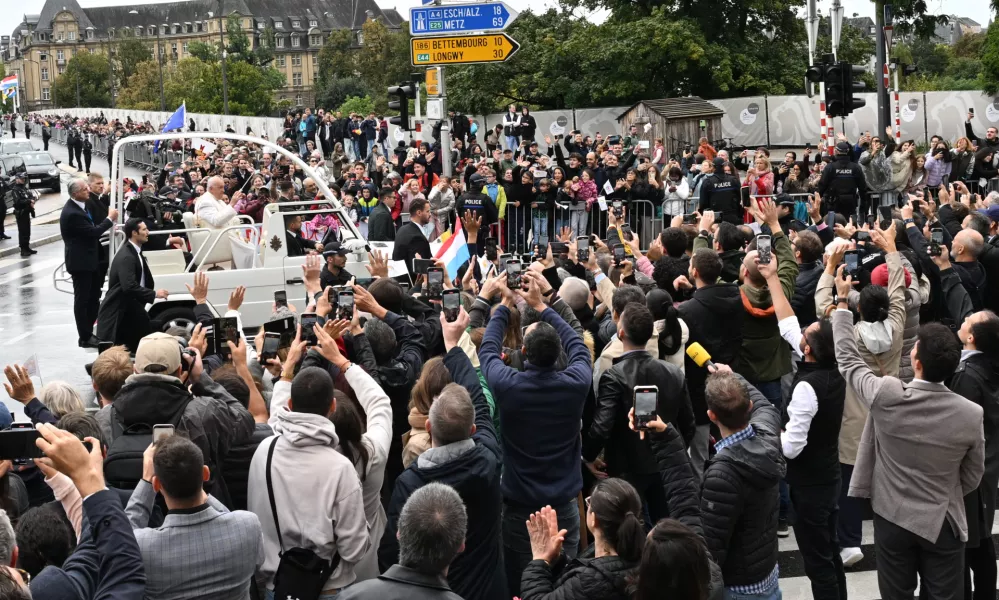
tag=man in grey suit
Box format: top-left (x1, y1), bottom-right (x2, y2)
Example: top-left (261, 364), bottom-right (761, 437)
top-left (126, 435), bottom-right (264, 600)
top-left (831, 222), bottom-right (985, 600)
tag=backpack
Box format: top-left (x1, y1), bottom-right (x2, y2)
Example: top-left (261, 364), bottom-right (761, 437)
top-left (103, 404), bottom-right (189, 490)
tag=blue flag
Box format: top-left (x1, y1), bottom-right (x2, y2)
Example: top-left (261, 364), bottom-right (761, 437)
top-left (154, 102), bottom-right (186, 154)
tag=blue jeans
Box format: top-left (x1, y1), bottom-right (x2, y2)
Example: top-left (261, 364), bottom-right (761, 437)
top-left (503, 499), bottom-right (580, 598)
top-left (725, 587), bottom-right (782, 600)
top-left (569, 210), bottom-right (588, 238)
top-left (505, 135), bottom-right (519, 151)
top-left (532, 213), bottom-right (549, 247)
top-left (366, 138), bottom-right (375, 156)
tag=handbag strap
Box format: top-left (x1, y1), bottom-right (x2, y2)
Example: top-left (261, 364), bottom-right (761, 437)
top-left (265, 436), bottom-right (285, 553)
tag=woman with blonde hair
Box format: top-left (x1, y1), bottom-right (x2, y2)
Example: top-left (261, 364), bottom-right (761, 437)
top-left (38, 381), bottom-right (85, 419)
top-left (401, 358), bottom-right (453, 467)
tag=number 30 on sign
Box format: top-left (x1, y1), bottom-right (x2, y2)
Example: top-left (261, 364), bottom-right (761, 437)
top-left (410, 34), bottom-right (520, 67)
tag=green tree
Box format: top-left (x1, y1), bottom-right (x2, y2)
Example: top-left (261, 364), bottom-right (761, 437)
top-left (351, 18), bottom-right (412, 112)
top-left (338, 95), bottom-right (375, 116)
top-left (53, 52), bottom-right (111, 108)
top-left (315, 28), bottom-right (355, 89)
top-left (225, 13), bottom-right (253, 63)
top-left (187, 40), bottom-right (219, 63)
top-left (117, 60), bottom-right (164, 110)
top-left (981, 21), bottom-right (999, 95)
top-left (115, 29), bottom-right (153, 82)
top-left (316, 76), bottom-right (371, 112)
top-left (253, 26), bottom-right (276, 67)
top-left (953, 31), bottom-right (986, 59)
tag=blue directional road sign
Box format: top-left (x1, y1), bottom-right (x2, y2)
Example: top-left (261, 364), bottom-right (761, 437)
top-left (410, 2), bottom-right (519, 36)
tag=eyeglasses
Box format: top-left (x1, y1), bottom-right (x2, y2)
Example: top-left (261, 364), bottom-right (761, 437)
top-left (584, 496), bottom-right (591, 511)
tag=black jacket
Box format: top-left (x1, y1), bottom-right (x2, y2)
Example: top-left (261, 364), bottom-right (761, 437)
top-left (455, 191), bottom-right (498, 232)
top-left (368, 202), bottom-right (396, 242)
top-left (677, 284), bottom-right (744, 424)
top-left (320, 264), bottom-right (352, 290)
top-left (791, 261), bottom-right (823, 327)
top-left (392, 222), bottom-right (433, 276)
top-left (818, 156), bottom-right (867, 216)
top-left (380, 349), bottom-right (505, 600)
top-left (979, 243), bottom-right (999, 314)
top-left (718, 249), bottom-right (745, 284)
top-left (584, 352), bottom-right (695, 475)
top-left (59, 200), bottom-right (114, 273)
top-left (520, 551), bottom-right (636, 600)
top-left (951, 351), bottom-right (999, 544)
top-left (953, 260), bottom-right (988, 312)
top-left (699, 173), bottom-right (742, 225)
top-left (221, 423), bottom-right (273, 511)
top-left (337, 565), bottom-right (462, 600)
top-left (700, 376), bottom-right (784, 587)
top-left (95, 243), bottom-right (155, 350)
top-left (285, 229), bottom-right (321, 257)
top-left (648, 426), bottom-right (703, 534)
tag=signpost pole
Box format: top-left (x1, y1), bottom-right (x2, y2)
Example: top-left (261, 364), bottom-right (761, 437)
top-left (435, 0), bottom-right (452, 178)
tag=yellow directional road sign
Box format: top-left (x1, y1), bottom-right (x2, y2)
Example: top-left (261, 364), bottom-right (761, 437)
top-left (426, 67), bottom-right (441, 96)
top-left (411, 34), bottom-right (519, 67)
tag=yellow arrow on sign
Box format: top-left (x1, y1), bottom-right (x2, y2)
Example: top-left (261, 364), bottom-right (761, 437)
top-left (411, 33), bottom-right (520, 67)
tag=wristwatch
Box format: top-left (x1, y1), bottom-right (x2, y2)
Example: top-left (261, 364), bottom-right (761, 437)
top-left (698, 230), bottom-right (710, 238)
top-left (904, 218), bottom-right (914, 225)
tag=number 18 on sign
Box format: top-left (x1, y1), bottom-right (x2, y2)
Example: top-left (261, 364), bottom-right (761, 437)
top-left (411, 34), bottom-right (519, 66)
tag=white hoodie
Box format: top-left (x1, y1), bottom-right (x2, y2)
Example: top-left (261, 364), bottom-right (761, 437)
top-left (248, 379), bottom-right (370, 594)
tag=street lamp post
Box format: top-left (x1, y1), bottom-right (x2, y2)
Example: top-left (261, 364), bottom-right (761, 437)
top-left (217, 0), bottom-right (229, 115)
top-left (103, 37), bottom-right (116, 108)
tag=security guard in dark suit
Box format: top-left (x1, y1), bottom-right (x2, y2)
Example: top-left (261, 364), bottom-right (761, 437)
top-left (7, 174), bottom-right (35, 257)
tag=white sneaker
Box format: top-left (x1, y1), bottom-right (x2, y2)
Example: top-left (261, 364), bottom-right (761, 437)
top-left (840, 547), bottom-right (863, 567)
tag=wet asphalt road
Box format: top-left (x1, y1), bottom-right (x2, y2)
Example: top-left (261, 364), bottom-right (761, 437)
top-left (0, 133), bottom-right (149, 415)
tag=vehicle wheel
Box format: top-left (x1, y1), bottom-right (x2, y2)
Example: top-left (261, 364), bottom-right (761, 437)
top-left (154, 306), bottom-right (198, 334)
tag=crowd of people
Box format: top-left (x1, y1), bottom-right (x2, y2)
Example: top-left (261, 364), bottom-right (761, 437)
top-left (0, 104), bottom-right (998, 600)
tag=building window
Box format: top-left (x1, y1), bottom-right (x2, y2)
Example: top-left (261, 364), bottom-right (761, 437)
top-left (57, 50), bottom-right (64, 61)
top-left (275, 21), bottom-right (283, 29)
top-left (183, 42), bottom-right (189, 54)
top-left (135, 28), bottom-right (142, 36)
top-left (68, 30), bottom-right (76, 41)
top-left (58, 66), bottom-right (65, 75)
top-left (185, 24), bottom-right (192, 33)
top-left (276, 36), bottom-right (285, 48)
top-left (41, 67), bottom-right (49, 81)
top-left (39, 53), bottom-right (47, 60)
top-left (277, 56), bottom-right (285, 67)
top-left (160, 26), bottom-right (167, 35)
top-left (171, 43), bottom-right (177, 57)
top-left (42, 87), bottom-right (50, 101)
top-left (172, 25), bottom-right (179, 34)
top-left (309, 34), bottom-right (321, 46)
top-left (312, 54), bottom-right (318, 67)
top-left (57, 30), bottom-right (64, 41)
top-left (295, 94), bottom-right (303, 105)
top-left (87, 29), bottom-right (94, 39)
top-left (310, 20), bottom-right (318, 27)
top-left (292, 20), bottom-right (300, 28)
top-left (257, 21), bottom-right (265, 30)
top-left (292, 35), bottom-right (300, 47)
top-left (292, 54), bottom-right (301, 66)
top-left (355, 30), bottom-right (363, 45)
top-left (108, 29), bottom-right (115, 38)
top-left (293, 72), bottom-right (302, 86)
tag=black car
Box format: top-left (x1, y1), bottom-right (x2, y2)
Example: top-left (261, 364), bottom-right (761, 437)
top-left (19, 152), bottom-right (61, 193)
top-left (0, 155), bottom-right (27, 210)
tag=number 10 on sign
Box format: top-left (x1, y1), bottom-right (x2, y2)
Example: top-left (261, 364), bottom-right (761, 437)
top-left (410, 34), bottom-right (520, 66)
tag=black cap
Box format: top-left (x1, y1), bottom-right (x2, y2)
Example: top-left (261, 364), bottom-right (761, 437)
top-left (776, 193), bottom-right (795, 206)
top-left (835, 141), bottom-right (851, 154)
top-left (712, 157), bottom-right (726, 168)
top-left (322, 242), bottom-right (349, 257)
top-left (469, 174), bottom-right (486, 187)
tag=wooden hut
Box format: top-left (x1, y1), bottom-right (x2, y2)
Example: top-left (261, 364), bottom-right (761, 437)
top-left (617, 98), bottom-right (724, 160)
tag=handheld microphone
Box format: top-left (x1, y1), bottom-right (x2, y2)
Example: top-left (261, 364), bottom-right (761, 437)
top-left (686, 342), bottom-right (716, 370)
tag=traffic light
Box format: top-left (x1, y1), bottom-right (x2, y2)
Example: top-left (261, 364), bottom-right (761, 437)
top-left (824, 62), bottom-right (846, 118)
top-left (804, 63), bottom-right (825, 99)
top-left (841, 62), bottom-right (866, 116)
top-left (388, 82), bottom-right (418, 131)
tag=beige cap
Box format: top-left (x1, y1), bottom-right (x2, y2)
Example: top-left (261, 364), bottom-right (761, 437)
top-left (134, 332), bottom-right (183, 374)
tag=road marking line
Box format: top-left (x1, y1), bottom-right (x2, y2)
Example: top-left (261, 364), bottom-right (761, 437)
top-left (5, 330), bottom-right (33, 345)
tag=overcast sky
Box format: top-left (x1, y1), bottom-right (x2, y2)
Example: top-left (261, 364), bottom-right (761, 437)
top-left (0, 0), bottom-right (991, 43)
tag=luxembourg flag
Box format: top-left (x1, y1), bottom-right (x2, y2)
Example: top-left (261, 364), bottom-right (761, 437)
top-left (433, 221), bottom-right (470, 276)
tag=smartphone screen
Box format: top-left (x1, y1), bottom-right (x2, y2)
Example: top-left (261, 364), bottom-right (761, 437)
top-left (427, 267), bottom-right (444, 300)
top-left (215, 317), bottom-right (239, 358)
top-left (621, 223), bottom-right (633, 241)
top-left (414, 258), bottom-right (435, 275)
top-left (506, 259), bottom-right (522, 289)
top-left (498, 253), bottom-right (512, 273)
top-left (879, 206), bottom-right (893, 229)
top-left (263, 316), bottom-right (295, 346)
top-left (577, 236), bottom-right (589, 262)
top-left (866, 214), bottom-right (877, 228)
top-left (683, 213), bottom-right (697, 224)
top-left (931, 229), bottom-right (944, 244)
top-left (274, 290), bottom-right (287, 309)
top-left (756, 235), bottom-right (772, 265)
top-left (442, 289), bottom-right (461, 322)
top-left (153, 425), bottom-right (175, 443)
top-left (300, 313), bottom-right (319, 346)
top-left (337, 290), bottom-right (354, 320)
top-left (633, 386), bottom-right (658, 429)
top-left (613, 245), bottom-right (625, 265)
top-left (0, 428), bottom-right (43, 461)
top-left (825, 210), bottom-right (836, 230)
top-left (844, 250), bottom-right (859, 278)
top-left (484, 237), bottom-right (498, 260)
top-left (261, 332), bottom-right (281, 359)
top-left (549, 242), bottom-right (569, 257)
